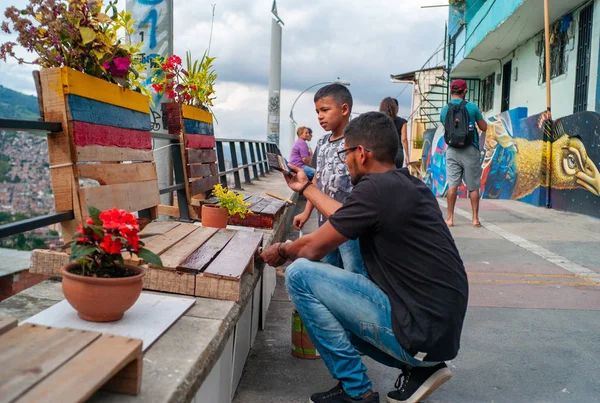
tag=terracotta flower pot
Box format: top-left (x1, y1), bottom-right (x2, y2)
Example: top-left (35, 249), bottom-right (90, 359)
top-left (61, 263), bottom-right (145, 322)
top-left (202, 204), bottom-right (228, 228)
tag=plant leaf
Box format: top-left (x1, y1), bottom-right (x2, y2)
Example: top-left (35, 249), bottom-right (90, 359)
top-left (88, 206), bottom-right (102, 225)
top-left (70, 245), bottom-right (97, 262)
top-left (79, 27), bottom-right (96, 45)
top-left (137, 248), bottom-right (162, 266)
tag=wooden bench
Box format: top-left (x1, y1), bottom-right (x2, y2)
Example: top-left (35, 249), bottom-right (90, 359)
top-left (28, 67), bottom-right (263, 302)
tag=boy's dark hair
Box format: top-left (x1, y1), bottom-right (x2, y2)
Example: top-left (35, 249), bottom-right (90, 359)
top-left (344, 112), bottom-right (397, 163)
top-left (314, 84), bottom-right (353, 112)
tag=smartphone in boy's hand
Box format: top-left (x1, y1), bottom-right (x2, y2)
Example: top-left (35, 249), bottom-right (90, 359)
top-left (266, 152), bottom-right (293, 176)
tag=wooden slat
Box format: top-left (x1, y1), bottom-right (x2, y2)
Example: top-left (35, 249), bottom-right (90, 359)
top-left (72, 121), bottom-right (151, 149)
top-left (248, 198), bottom-right (271, 214)
top-left (180, 229), bottom-right (236, 272)
top-left (154, 227), bottom-right (219, 270)
top-left (0, 324), bottom-right (101, 402)
top-left (67, 95), bottom-right (151, 131)
top-left (138, 221), bottom-right (181, 244)
top-left (181, 103), bottom-right (213, 124)
top-left (21, 334), bottom-right (142, 401)
top-left (195, 274), bottom-right (242, 302)
top-left (188, 163), bottom-right (218, 179)
top-left (39, 68), bottom-right (80, 240)
top-left (260, 199), bottom-right (286, 217)
top-left (187, 149), bottom-right (217, 164)
top-left (76, 145), bottom-right (154, 162)
top-left (244, 196), bottom-right (263, 207)
top-left (204, 231), bottom-right (263, 279)
top-left (77, 162), bottom-right (157, 185)
top-left (141, 223), bottom-right (198, 256)
top-left (143, 267), bottom-right (196, 295)
top-left (185, 133), bottom-right (216, 149)
top-left (61, 66), bottom-right (150, 114)
top-left (0, 317), bottom-right (17, 336)
top-left (183, 119), bottom-right (214, 136)
top-left (79, 180), bottom-right (160, 215)
top-left (162, 102), bottom-right (183, 135)
top-left (190, 175), bottom-right (219, 196)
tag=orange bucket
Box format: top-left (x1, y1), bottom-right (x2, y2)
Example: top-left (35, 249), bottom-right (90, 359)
top-left (291, 309), bottom-right (320, 359)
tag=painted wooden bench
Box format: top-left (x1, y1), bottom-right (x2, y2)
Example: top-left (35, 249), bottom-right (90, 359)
top-left (27, 67), bottom-right (263, 302)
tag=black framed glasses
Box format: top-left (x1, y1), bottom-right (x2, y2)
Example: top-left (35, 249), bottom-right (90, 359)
top-left (337, 146), bottom-right (371, 163)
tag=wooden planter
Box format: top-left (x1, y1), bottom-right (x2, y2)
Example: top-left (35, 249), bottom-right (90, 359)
top-left (162, 103), bottom-right (219, 204)
top-left (37, 67), bottom-right (159, 241)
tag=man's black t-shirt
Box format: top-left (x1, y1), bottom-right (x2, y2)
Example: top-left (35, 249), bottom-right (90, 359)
top-left (328, 168), bottom-right (468, 362)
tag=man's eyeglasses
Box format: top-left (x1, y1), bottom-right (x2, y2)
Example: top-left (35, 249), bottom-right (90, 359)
top-left (337, 146), bottom-right (371, 163)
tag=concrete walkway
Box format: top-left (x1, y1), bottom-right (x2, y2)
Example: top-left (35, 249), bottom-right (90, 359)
top-left (234, 198), bottom-right (600, 403)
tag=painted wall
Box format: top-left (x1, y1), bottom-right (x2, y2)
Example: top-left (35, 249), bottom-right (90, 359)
top-left (421, 108), bottom-right (600, 218)
top-left (459, 3), bottom-right (598, 121)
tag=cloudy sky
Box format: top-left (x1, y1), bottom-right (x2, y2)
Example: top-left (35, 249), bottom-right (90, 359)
top-left (0, 0), bottom-right (448, 155)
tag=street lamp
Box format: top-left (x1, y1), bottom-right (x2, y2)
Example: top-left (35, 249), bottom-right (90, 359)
top-left (288, 79), bottom-right (350, 154)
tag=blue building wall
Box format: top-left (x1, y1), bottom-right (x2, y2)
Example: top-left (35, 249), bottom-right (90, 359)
top-left (461, 0), bottom-right (525, 56)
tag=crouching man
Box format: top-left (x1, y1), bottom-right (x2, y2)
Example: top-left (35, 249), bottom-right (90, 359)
top-left (260, 112), bottom-right (468, 403)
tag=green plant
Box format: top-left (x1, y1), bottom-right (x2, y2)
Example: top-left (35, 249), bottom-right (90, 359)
top-left (0, 0), bottom-right (147, 93)
top-left (413, 137), bottom-right (424, 149)
top-left (70, 206), bottom-right (161, 278)
top-left (211, 184), bottom-right (252, 218)
top-left (151, 50), bottom-right (217, 111)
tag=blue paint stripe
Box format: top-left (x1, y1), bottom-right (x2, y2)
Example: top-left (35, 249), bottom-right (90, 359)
top-left (184, 118), bottom-right (214, 135)
top-left (68, 95), bottom-right (151, 131)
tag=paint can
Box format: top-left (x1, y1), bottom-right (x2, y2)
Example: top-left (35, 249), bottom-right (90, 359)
top-left (291, 309), bottom-right (320, 359)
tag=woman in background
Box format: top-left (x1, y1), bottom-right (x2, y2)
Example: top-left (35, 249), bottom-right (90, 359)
top-left (379, 97), bottom-right (409, 168)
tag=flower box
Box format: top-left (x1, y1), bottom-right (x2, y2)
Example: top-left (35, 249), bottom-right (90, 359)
top-left (37, 66), bottom-right (159, 240)
top-left (161, 102), bottom-right (219, 203)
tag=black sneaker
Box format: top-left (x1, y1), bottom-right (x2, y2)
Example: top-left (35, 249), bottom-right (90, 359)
top-left (310, 382), bottom-right (380, 402)
top-left (386, 363), bottom-right (452, 403)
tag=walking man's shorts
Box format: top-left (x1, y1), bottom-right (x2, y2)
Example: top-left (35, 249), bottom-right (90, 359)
top-left (446, 146), bottom-right (482, 191)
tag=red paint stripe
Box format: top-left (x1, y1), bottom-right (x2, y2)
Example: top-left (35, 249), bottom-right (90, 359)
top-left (72, 121), bottom-right (152, 149)
top-left (186, 134), bottom-right (216, 149)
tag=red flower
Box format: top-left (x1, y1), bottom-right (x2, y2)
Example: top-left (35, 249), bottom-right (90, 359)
top-left (152, 83), bottom-right (163, 92)
top-left (100, 208), bottom-right (139, 231)
top-left (190, 85), bottom-right (197, 91)
top-left (86, 218), bottom-right (95, 225)
top-left (100, 234), bottom-right (123, 255)
top-left (119, 224), bottom-right (140, 252)
top-left (168, 55), bottom-right (181, 65)
top-left (167, 90), bottom-right (176, 99)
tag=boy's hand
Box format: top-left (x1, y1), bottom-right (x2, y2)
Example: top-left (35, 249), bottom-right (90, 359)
top-left (293, 212), bottom-right (309, 230)
top-left (284, 164), bottom-right (309, 193)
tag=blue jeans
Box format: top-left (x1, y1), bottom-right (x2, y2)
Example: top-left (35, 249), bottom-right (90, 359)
top-left (286, 258), bottom-right (437, 398)
top-left (322, 238), bottom-right (368, 277)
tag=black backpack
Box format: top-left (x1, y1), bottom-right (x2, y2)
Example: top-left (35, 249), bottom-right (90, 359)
top-left (443, 101), bottom-right (473, 148)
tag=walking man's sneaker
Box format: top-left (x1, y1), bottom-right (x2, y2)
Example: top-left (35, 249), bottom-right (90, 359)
top-left (386, 362), bottom-right (452, 403)
top-left (310, 382), bottom-right (380, 402)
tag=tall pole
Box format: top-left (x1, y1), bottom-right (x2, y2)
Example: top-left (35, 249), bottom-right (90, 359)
top-left (543, 0), bottom-right (553, 208)
top-left (127, 0), bottom-right (174, 205)
top-left (267, 1), bottom-right (284, 148)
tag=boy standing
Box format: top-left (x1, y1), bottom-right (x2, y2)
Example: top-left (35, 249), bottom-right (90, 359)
top-left (293, 84), bottom-right (365, 274)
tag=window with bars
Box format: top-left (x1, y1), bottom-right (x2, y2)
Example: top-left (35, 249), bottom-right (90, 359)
top-left (538, 25), bottom-right (569, 84)
top-left (481, 73), bottom-right (495, 112)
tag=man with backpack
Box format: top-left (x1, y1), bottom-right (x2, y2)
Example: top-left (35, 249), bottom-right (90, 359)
top-left (440, 79), bottom-right (488, 227)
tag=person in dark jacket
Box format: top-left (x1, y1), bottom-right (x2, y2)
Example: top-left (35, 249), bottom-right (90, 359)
top-left (379, 97), bottom-right (409, 168)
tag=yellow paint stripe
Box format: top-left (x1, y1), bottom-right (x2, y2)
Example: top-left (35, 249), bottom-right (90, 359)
top-left (181, 104), bottom-right (213, 124)
top-left (60, 67), bottom-right (150, 114)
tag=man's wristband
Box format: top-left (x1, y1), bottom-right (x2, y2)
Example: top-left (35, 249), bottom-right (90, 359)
top-left (277, 242), bottom-right (286, 259)
top-left (298, 181), bottom-right (312, 196)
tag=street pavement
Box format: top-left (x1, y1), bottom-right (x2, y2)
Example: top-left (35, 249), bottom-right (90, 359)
top-left (234, 198), bottom-right (600, 403)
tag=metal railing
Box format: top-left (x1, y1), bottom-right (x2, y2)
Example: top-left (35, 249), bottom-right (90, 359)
top-left (0, 117), bottom-right (281, 237)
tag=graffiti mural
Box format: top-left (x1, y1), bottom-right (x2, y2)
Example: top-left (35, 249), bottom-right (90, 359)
top-left (421, 108), bottom-right (600, 218)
